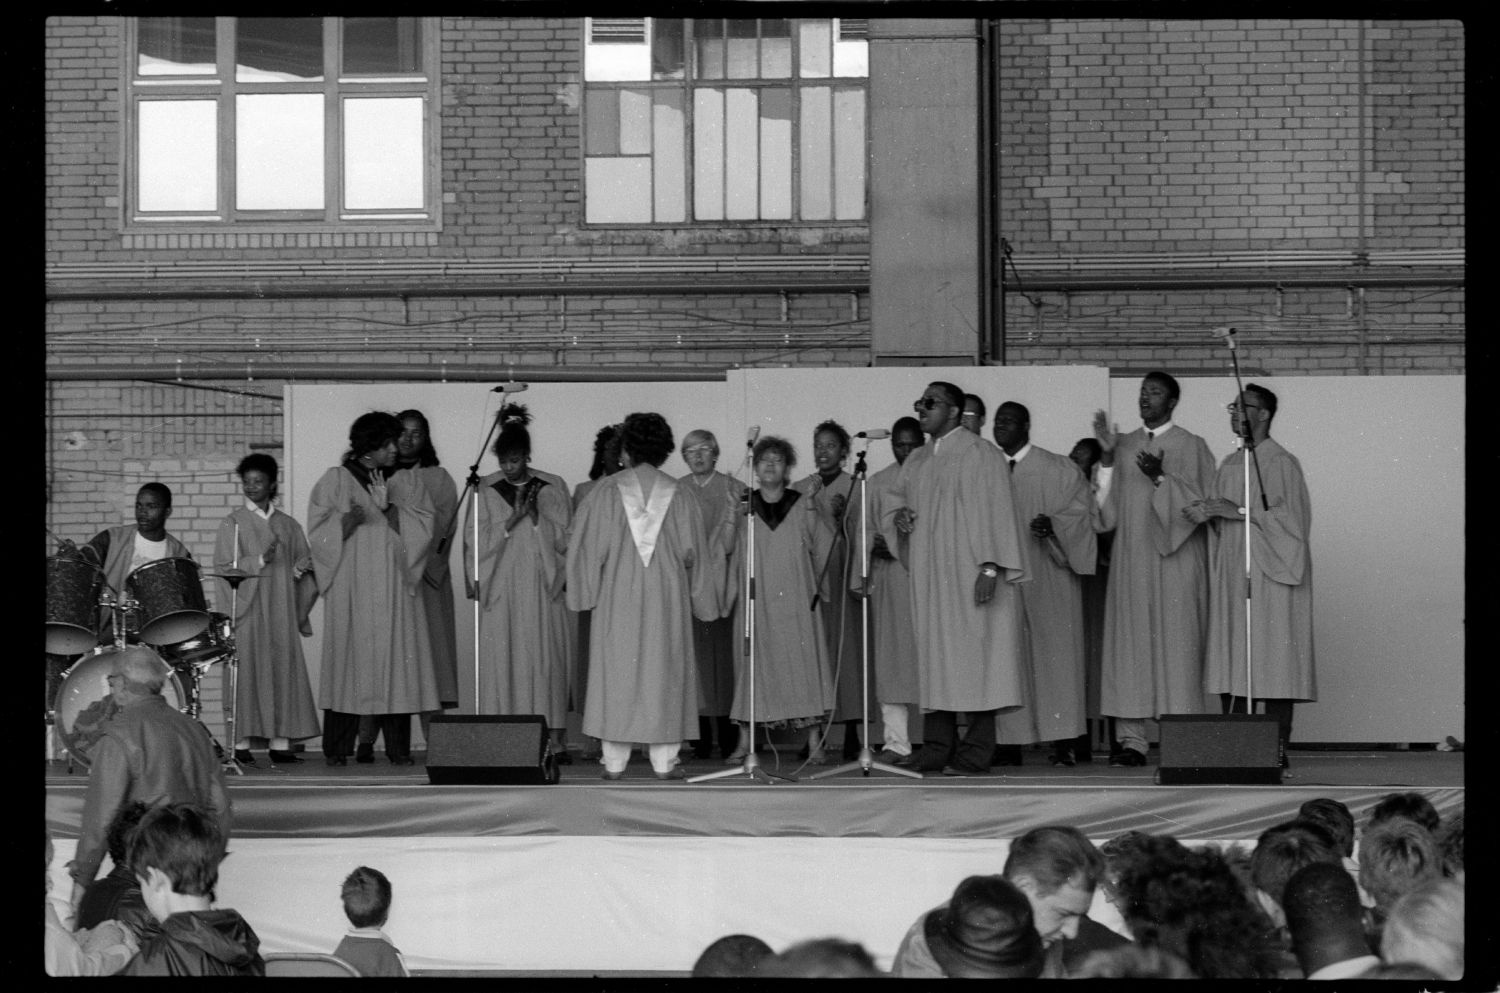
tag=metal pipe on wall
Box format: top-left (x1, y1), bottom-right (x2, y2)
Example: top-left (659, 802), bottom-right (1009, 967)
top-left (45, 362), bottom-right (728, 384)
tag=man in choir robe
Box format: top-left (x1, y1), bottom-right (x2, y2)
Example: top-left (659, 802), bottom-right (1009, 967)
top-left (992, 402), bottom-right (1097, 767)
top-left (1187, 384), bottom-right (1314, 768)
top-left (1092, 371), bottom-right (1216, 766)
top-left (887, 382), bottom-right (1029, 775)
top-left (961, 393), bottom-right (988, 436)
top-left (565, 412), bottom-right (719, 780)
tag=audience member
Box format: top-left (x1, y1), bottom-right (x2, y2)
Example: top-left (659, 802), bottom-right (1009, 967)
top-left (760, 937), bottom-right (883, 977)
top-left (919, 875), bottom-right (1044, 978)
top-left (332, 866), bottom-right (408, 977)
top-left (1365, 791), bottom-right (1441, 835)
top-left (1379, 876), bottom-right (1463, 980)
top-left (1249, 818), bottom-right (1341, 927)
top-left (120, 802), bottom-right (265, 976)
top-left (1073, 944), bottom-right (1196, 979)
top-left (76, 800), bottom-right (154, 936)
top-left (691, 933), bottom-right (774, 978)
top-left (1357, 961), bottom-right (1447, 980)
top-left (1298, 798), bottom-right (1355, 859)
top-left (46, 830), bottom-right (138, 976)
top-left (1357, 818), bottom-right (1441, 928)
top-left (1435, 808), bottom-right (1463, 880)
top-left (1281, 861), bottom-right (1379, 979)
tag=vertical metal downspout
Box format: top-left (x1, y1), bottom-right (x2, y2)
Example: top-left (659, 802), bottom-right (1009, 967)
top-left (978, 18), bottom-right (1004, 365)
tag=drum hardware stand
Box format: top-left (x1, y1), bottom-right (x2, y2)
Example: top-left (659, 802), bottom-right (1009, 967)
top-left (215, 571), bottom-right (252, 776)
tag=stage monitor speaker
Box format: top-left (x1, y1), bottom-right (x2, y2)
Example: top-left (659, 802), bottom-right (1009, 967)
top-left (425, 715), bottom-right (558, 785)
top-left (1155, 714), bottom-right (1282, 785)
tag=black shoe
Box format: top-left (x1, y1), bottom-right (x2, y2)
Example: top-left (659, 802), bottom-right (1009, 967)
top-left (1049, 745), bottom-right (1076, 767)
top-left (325, 755), bottom-right (348, 767)
top-left (1110, 748), bottom-right (1147, 767)
top-left (389, 754), bottom-right (415, 766)
top-left (355, 743), bottom-right (375, 764)
top-left (555, 751), bottom-right (574, 766)
top-left (233, 748), bottom-right (256, 766)
top-left (942, 761), bottom-right (988, 777)
top-left (268, 749), bottom-right (304, 764)
top-left (842, 730), bottom-right (862, 761)
top-left (991, 745), bottom-right (1024, 766)
top-left (904, 745), bottom-right (951, 773)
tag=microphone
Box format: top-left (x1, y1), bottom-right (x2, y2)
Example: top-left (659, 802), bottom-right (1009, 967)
top-left (854, 429), bottom-right (890, 440)
top-left (1211, 326), bottom-right (1238, 349)
top-left (745, 425), bottom-right (761, 447)
top-left (491, 383), bottom-right (530, 393)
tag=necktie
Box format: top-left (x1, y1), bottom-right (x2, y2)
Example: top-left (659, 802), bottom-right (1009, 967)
top-left (1008, 458), bottom-right (1016, 472)
top-left (1147, 430), bottom-right (1155, 441)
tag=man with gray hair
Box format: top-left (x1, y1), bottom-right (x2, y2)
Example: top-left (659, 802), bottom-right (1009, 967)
top-left (68, 646), bottom-right (232, 913)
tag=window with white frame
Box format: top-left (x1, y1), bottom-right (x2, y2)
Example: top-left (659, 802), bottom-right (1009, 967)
top-left (582, 17), bottom-right (868, 224)
top-left (127, 17), bottom-right (437, 224)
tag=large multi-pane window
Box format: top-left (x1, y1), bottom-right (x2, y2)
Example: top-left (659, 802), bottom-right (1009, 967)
top-left (583, 17), bottom-right (868, 224)
top-left (127, 17), bottom-right (437, 224)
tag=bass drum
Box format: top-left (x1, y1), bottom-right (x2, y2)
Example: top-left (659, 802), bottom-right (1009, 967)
top-left (54, 646), bottom-right (186, 769)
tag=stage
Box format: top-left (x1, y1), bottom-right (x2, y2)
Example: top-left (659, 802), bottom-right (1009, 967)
top-left (44, 744), bottom-right (1462, 976)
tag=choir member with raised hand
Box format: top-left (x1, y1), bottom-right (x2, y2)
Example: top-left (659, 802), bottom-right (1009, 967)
top-left (566, 412), bottom-right (717, 780)
top-left (727, 435), bottom-right (836, 765)
top-left (214, 453), bottom-right (321, 766)
top-left (678, 429), bottom-right (746, 760)
top-left (466, 404), bottom-right (573, 761)
top-left (792, 420), bottom-right (865, 760)
top-left (307, 412), bottom-right (438, 766)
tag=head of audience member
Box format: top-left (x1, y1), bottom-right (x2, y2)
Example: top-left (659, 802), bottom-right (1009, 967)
top-left (104, 800), bottom-right (153, 874)
top-left (1249, 819), bottom-right (1342, 927)
top-left (690, 933), bottom-right (774, 978)
top-left (341, 866), bottom-right (393, 930)
top-left (915, 381), bottom-right (964, 438)
top-left (346, 411), bottom-right (403, 470)
top-left (1068, 437), bottom-right (1103, 479)
top-left (46, 828), bottom-right (54, 894)
top-left (922, 874), bottom-right (1044, 978)
top-left (752, 436), bottom-right (797, 492)
top-left (1435, 808), bottom-right (1463, 880)
top-left (759, 938), bottom-right (882, 978)
top-left (811, 420), bottom-right (850, 478)
top-left (1379, 877), bottom-right (1464, 981)
top-left (1357, 819), bottom-right (1441, 925)
top-left (128, 802), bottom-right (226, 921)
top-left (1099, 830), bottom-right (1155, 920)
top-left (395, 409), bottom-right (440, 468)
top-left (1001, 825), bottom-right (1105, 948)
top-left (991, 402), bottom-right (1030, 456)
top-left (588, 423), bottom-right (624, 481)
top-left (133, 482), bottom-right (173, 540)
top-left (890, 416), bottom-right (924, 466)
top-left (235, 453), bottom-right (279, 511)
top-left (680, 430), bottom-right (720, 479)
top-left (492, 403), bottom-right (534, 481)
top-left (1298, 798), bottom-right (1356, 859)
top-left (961, 393), bottom-right (987, 435)
top-left (1114, 834), bottom-right (1282, 979)
top-left (620, 412), bottom-right (674, 469)
top-left (1281, 861), bottom-right (1375, 978)
top-left (108, 646), bottom-right (169, 707)
top-left (1073, 944), bottom-right (1196, 979)
top-left (1138, 371), bottom-right (1180, 429)
top-left (1366, 791), bottom-right (1441, 835)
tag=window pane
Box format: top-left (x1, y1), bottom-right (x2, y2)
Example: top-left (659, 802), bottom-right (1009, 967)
top-left (833, 30), bottom-right (868, 78)
top-left (693, 88), bottom-right (724, 220)
top-left (236, 18), bottom-right (324, 82)
top-left (651, 18), bottom-right (685, 80)
top-left (762, 19), bottom-right (792, 79)
top-left (725, 20), bottom-right (758, 79)
top-left (585, 158), bottom-right (652, 223)
top-left (343, 18), bottom-right (422, 75)
top-left (800, 86), bottom-right (832, 220)
top-left (798, 19), bottom-right (831, 78)
top-left (138, 18), bottom-right (217, 76)
top-left (833, 88), bottom-right (866, 219)
top-left (138, 100), bottom-right (217, 211)
top-left (619, 88), bottom-right (652, 156)
top-left (653, 90), bottom-right (685, 222)
top-left (694, 19), bottom-right (724, 80)
top-left (585, 89), bottom-right (620, 155)
top-left (760, 88), bottom-right (791, 219)
top-left (724, 88), bottom-right (758, 219)
top-left (236, 93), bottom-right (324, 209)
top-left (344, 97), bottom-right (423, 210)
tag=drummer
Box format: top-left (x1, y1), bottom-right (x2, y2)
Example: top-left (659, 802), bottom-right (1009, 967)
top-left (66, 483), bottom-right (193, 641)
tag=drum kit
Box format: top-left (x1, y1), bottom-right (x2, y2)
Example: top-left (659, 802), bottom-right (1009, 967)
top-left (45, 551), bottom-right (249, 775)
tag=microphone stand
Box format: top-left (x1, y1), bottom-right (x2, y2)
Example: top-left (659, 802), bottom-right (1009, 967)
top-left (807, 440), bottom-right (922, 781)
top-left (460, 400), bottom-right (507, 716)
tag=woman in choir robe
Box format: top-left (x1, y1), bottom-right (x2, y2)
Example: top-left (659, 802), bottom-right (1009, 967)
top-left (214, 453), bottom-right (320, 765)
top-left (395, 410), bottom-right (460, 714)
top-left (465, 404), bottom-right (573, 760)
top-left (567, 423), bottom-right (623, 762)
top-left (307, 411), bottom-right (438, 766)
top-left (728, 435), bottom-right (836, 765)
top-left (566, 412), bottom-right (717, 780)
top-left (792, 420), bottom-right (865, 758)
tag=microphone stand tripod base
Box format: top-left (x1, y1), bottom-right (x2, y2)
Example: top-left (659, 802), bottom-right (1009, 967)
top-left (687, 750), bottom-right (796, 785)
top-left (804, 745), bottom-right (924, 781)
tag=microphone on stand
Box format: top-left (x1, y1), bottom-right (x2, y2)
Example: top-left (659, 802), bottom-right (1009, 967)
top-left (854, 429), bottom-right (890, 440)
top-left (491, 383), bottom-right (530, 393)
top-left (741, 425), bottom-right (761, 465)
top-left (1210, 326), bottom-right (1238, 349)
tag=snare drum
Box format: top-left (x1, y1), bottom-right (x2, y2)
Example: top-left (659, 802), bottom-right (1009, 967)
top-left (46, 555), bottom-right (104, 655)
top-left (53, 646), bottom-right (186, 768)
top-left (162, 611), bottom-right (233, 665)
top-left (127, 558), bottom-right (210, 646)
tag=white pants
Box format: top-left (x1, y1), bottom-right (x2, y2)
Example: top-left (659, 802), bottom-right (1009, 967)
top-left (879, 703), bottom-right (912, 755)
top-left (601, 741), bottom-right (681, 775)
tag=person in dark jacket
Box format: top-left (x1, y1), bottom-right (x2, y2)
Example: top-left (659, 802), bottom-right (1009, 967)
top-left (120, 802), bottom-right (264, 976)
top-left (75, 800), bottom-right (154, 937)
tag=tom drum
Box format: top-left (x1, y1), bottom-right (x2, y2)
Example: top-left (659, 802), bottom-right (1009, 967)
top-left (127, 557), bottom-right (210, 646)
top-left (46, 555), bottom-right (103, 656)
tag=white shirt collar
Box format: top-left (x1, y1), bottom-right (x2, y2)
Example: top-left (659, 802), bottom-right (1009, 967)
top-left (243, 499), bottom-right (274, 520)
top-left (1004, 442), bottom-right (1033, 464)
top-left (1142, 420), bottom-right (1175, 437)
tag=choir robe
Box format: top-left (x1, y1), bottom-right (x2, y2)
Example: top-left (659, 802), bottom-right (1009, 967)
top-left (793, 469), bottom-right (865, 722)
top-left (883, 428), bottom-right (1030, 713)
top-left (727, 489), bottom-right (835, 725)
top-left (679, 470), bottom-right (746, 716)
top-left (995, 446), bottom-right (1097, 744)
top-left (213, 506), bottom-right (321, 741)
top-left (1203, 438), bottom-right (1316, 700)
top-left (1098, 423), bottom-right (1216, 719)
top-left (566, 465), bottom-right (717, 744)
top-left (466, 472), bottom-right (573, 726)
top-left (307, 465), bottom-right (439, 715)
top-left (850, 461), bottom-right (919, 706)
top-left (404, 464), bottom-right (460, 707)
top-left (567, 478), bottom-right (601, 715)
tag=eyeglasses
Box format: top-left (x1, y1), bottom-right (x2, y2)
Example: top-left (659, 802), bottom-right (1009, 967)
top-left (682, 446), bottom-right (714, 457)
top-left (960, 411), bottom-right (981, 420)
top-left (1225, 403), bottom-right (1264, 412)
top-left (913, 397), bottom-right (946, 412)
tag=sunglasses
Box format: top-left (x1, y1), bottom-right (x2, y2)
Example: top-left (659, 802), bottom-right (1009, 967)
top-left (913, 397), bottom-right (946, 412)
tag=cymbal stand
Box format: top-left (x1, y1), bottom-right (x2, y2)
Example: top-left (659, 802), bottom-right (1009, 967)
top-left (218, 573), bottom-right (247, 775)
